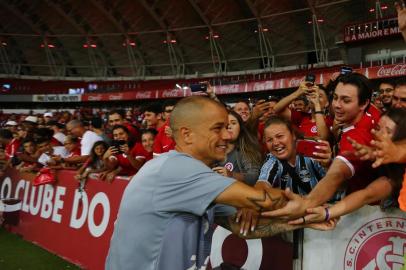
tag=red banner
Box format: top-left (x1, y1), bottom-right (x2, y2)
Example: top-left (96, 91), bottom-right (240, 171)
top-left (0, 169), bottom-right (127, 270)
top-left (1, 169), bottom-right (293, 270)
top-left (155, 88), bottom-right (185, 99)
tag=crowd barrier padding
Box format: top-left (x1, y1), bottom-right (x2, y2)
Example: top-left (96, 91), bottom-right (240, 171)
top-left (0, 169), bottom-right (293, 270)
top-left (6, 168), bottom-right (403, 269)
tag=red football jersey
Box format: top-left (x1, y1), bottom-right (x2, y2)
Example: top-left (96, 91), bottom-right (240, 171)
top-left (153, 120), bottom-right (176, 156)
top-left (336, 112), bottom-right (381, 194)
top-left (291, 110), bottom-right (333, 138)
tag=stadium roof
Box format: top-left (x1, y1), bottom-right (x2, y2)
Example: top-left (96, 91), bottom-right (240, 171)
top-left (0, 0), bottom-right (398, 78)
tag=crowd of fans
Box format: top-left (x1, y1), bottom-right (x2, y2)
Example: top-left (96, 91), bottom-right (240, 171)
top-left (1, 72), bottom-right (405, 220)
top-left (0, 101), bottom-right (176, 182)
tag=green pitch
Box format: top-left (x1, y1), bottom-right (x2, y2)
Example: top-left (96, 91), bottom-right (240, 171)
top-left (0, 227), bottom-right (81, 270)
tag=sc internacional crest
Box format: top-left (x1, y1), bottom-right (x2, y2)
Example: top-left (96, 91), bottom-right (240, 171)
top-left (343, 217), bottom-right (406, 270)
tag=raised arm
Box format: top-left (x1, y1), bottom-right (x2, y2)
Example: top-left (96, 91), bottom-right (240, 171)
top-left (307, 86), bottom-right (330, 140)
top-left (273, 82), bottom-right (307, 116)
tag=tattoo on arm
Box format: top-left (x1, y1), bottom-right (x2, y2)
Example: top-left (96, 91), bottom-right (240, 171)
top-left (246, 189), bottom-right (287, 211)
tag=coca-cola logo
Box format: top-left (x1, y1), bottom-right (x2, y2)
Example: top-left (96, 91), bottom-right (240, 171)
top-left (377, 65), bottom-right (406, 78)
top-left (87, 95), bottom-right (102, 101)
top-left (162, 89), bottom-right (181, 98)
top-left (253, 81), bottom-right (274, 91)
top-left (289, 77), bottom-right (304, 88)
top-left (218, 85), bottom-right (240, 94)
top-left (108, 94), bottom-right (123, 101)
top-left (135, 91), bottom-right (152, 99)
top-left (343, 217), bottom-right (406, 270)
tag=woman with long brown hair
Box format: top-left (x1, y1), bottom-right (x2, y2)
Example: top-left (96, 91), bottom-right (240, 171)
top-left (212, 110), bottom-right (263, 185)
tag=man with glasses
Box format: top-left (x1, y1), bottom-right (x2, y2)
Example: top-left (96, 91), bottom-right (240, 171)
top-left (378, 81), bottom-right (395, 112)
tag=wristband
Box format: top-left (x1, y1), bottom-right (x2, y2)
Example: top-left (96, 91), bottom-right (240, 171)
top-left (324, 207), bottom-right (330, 221)
top-left (314, 111), bottom-right (324, 115)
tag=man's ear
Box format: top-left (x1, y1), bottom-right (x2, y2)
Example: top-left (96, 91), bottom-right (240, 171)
top-left (179, 127), bottom-right (193, 144)
top-left (157, 113), bottom-right (163, 120)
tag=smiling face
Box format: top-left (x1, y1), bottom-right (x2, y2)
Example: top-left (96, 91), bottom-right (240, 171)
top-left (187, 103), bottom-right (231, 165)
top-left (379, 83), bottom-right (394, 105)
top-left (392, 85), bottom-right (406, 109)
top-left (143, 111), bottom-right (161, 128)
top-left (227, 113), bottom-right (241, 142)
top-left (94, 144), bottom-right (106, 157)
top-left (293, 99), bottom-right (307, 112)
top-left (264, 123), bottom-right (296, 163)
top-left (113, 127), bottom-right (129, 141)
top-left (233, 102), bottom-right (250, 122)
top-left (108, 113), bottom-right (124, 127)
top-left (141, 132), bottom-right (155, 152)
top-left (332, 82), bottom-right (368, 126)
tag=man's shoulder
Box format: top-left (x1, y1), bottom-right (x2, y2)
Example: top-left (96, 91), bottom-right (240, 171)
top-left (261, 154), bottom-right (281, 168)
top-left (341, 125), bottom-right (373, 144)
top-left (83, 130), bottom-right (102, 139)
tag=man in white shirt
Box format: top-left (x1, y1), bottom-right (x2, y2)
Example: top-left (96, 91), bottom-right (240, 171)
top-left (66, 120), bottom-right (103, 164)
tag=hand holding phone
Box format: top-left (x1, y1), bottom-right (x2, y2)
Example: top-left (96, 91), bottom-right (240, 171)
top-left (112, 140), bottom-right (126, 154)
top-left (305, 73), bottom-right (316, 87)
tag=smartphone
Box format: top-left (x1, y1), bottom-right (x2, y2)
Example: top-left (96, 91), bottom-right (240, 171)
top-left (296, 139), bottom-right (324, 158)
top-left (340, 66), bottom-right (353, 75)
top-left (190, 83), bottom-right (207, 92)
top-left (305, 74), bottom-right (316, 87)
top-left (111, 140), bottom-right (126, 154)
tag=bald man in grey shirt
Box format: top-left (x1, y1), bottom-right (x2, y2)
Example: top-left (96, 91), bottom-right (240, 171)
top-left (106, 96), bottom-right (332, 270)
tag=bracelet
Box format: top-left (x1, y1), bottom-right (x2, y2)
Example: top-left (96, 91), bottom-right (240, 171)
top-left (314, 111), bottom-right (324, 115)
top-left (324, 207), bottom-right (330, 221)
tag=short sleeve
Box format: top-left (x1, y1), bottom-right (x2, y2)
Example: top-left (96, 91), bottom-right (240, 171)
top-left (131, 143), bottom-right (147, 159)
top-left (153, 155), bottom-right (235, 216)
top-left (81, 132), bottom-right (102, 156)
top-left (337, 128), bottom-right (373, 176)
top-left (258, 155), bottom-right (281, 186)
